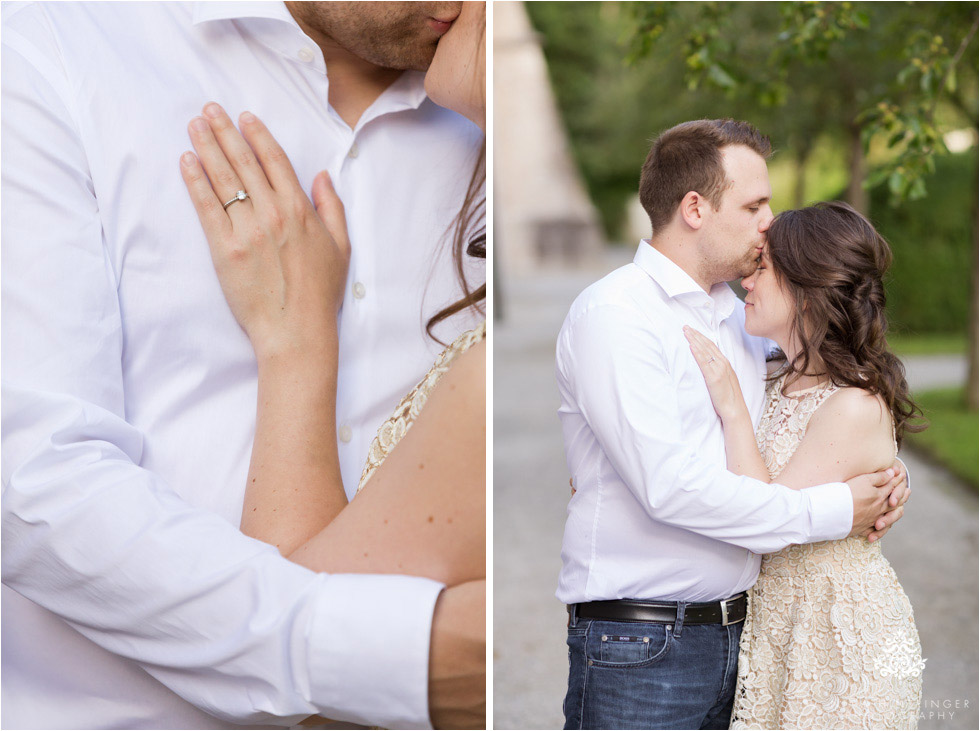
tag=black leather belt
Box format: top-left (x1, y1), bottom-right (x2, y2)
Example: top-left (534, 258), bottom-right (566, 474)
top-left (570, 593), bottom-right (746, 626)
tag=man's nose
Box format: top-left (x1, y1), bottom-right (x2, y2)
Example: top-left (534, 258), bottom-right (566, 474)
top-left (760, 206), bottom-right (774, 232)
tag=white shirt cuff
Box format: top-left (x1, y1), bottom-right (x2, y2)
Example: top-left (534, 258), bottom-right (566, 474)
top-left (307, 573), bottom-right (444, 729)
top-left (803, 481), bottom-right (853, 542)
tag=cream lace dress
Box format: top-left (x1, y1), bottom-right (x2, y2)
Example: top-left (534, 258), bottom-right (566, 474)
top-left (356, 322), bottom-right (486, 493)
top-left (730, 374), bottom-right (922, 730)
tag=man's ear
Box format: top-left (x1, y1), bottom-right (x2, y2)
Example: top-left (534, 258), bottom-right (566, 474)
top-left (679, 191), bottom-right (704, 231)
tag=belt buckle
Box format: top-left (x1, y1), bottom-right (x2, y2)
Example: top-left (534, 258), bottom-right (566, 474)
top-left (720, 595), bottom-right (742, 626)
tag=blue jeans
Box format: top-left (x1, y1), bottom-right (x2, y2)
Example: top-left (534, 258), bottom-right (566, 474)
top-left (563, 605), bottom-right (743, 729)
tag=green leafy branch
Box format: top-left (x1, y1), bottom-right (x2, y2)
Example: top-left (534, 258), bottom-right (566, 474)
top-left (860, 13), bottom-right (978, 205)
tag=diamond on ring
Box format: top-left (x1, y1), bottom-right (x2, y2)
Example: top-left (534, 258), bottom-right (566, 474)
top-left (223, 190), bottom-right (248, 209)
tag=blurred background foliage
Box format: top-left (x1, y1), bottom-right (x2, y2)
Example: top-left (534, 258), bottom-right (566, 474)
top-left (526, 0), bottom-right (977, 402)
top-left (525, 0), bottom-right (977, 479)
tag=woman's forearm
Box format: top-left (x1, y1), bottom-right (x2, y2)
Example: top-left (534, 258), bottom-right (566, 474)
top-left (241, 336), bottom-right (348, 555)
top-left (287, 341), bottom-right (486, 588)
top-left (721, 405), bottom-right (772, 483)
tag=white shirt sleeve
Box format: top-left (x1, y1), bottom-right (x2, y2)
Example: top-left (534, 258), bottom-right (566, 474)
top-left (1, 27), bottom-right (439, 731)
top-left (557, 303), bottom-right (853, 554)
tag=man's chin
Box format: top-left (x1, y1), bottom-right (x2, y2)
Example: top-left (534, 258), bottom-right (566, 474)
top-left (726, 265), bottom-right (757, 283)
top-left (358, 42), bottom-right (437, 73)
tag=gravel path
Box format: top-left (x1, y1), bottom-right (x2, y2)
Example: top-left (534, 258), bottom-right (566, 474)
top-left (492, 252), bottom-right (978, 730)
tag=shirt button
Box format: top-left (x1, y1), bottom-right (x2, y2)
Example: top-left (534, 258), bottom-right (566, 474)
top-left (297, 47), bottom-right (315, 63)
top-left (352, 281), bottom-right (366, 299)
top-left (338, 425), bottom-right (352, 443)
top-left (348, 142), bottom-right (359, 159)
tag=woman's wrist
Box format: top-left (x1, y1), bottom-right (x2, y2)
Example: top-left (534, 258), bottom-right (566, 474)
top-left (720, 401), bottom-right (753, 430)
top-left (252, 319), bottom-right (339, 366)
top-left (255, 337), bottom-right (338, 392)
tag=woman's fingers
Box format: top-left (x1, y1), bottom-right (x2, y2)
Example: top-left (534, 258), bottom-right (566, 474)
top-left (238, 111), bottom-right (305, 195)
top-left (312, 171), bottom-right (351, 258)
top-left (684, 327), bottom-right (731, 370)
top-left (201, 102), bottom-right (273, 205)
top-left (689, 327), bottom-right (724, 360)
top-left (683, 326), bottom-right (715, 371)
top-left (188, 115), bottom-right (252, 217)
top-left (180, 150), bottom-right (233, 242)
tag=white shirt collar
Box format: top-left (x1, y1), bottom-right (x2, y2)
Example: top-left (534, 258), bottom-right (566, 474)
top-left (191, 1), bottom-right (295, 25)
top-left (634, 240), bottom-right (740, 321)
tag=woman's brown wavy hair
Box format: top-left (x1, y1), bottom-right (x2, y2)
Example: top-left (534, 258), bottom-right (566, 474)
top-left (766, 200), bottom-right (924, 447)
top-left (425, 146), bottom-right (486, 344)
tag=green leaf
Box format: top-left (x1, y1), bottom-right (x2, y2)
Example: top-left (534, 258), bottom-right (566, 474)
top-left (707, 63), bottom-right (737, 89)
top-left (946, 69), bottom-right (958, 94)
top-left (888, 131), bottom-right (907, 148)
top-left (908, 176), bottom-right (928, 200)
top-left (888, 170), bottom-right (905, 195)
top-left (865, 167), bottom-right (891, 189)
top-left (920, 71), bottom-right (933, 93)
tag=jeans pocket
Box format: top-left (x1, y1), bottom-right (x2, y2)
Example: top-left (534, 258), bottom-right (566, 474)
top-left (587, 622), bottom-right (671, 668)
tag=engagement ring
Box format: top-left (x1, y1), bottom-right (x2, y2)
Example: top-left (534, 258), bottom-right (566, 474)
top-left (223, 190), bottom-right (248, 209)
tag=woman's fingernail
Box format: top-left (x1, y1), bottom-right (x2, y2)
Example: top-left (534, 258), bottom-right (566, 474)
top-left (204, 102), bottom-right (222, 119)
top-left (240, 111), bottom-right (256, 124)
top-left (191, 117), bottom-right (208, 131)
top-left (180, 151), bottom-right (195, 167)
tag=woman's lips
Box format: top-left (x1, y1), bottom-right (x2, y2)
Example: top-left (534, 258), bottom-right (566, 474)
top-left (427, 18), bottom-right (454, 34)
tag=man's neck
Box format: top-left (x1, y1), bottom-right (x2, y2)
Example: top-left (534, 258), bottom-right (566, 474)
top-left (646, 235), bottom-right (714, 294)
top-left (286, 5), bottom-right (403, 129)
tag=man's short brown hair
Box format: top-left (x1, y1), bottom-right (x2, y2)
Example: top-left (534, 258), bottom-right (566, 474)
top-left (639, 119), bottom-right (771, 234)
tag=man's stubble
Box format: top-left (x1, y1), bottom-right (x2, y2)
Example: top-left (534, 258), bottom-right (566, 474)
top-left (286, 1), bottom-right (461, 71)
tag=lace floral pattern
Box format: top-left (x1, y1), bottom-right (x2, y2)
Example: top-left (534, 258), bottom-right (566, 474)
top-left (357, 322), bottom-right (486, 494)
top-left (730, 374), bottom-right (922, 730)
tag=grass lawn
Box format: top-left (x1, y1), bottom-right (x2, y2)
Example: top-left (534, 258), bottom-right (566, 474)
top-left (888, 333), bottom-right (967, 356)
top-left (906, 387), bottom-right (978, 486)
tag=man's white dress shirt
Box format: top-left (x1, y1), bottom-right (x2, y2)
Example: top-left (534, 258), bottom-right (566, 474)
top-left (2, 2), bottom-right (484, 729)
top-left (556, 242), bottom-right (853, 605)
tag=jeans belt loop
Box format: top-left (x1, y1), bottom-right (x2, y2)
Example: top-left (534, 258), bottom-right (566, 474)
top-left (568, 603), bottom-right (578, 628)
top-left (672, 601), bottom-right (687, 638)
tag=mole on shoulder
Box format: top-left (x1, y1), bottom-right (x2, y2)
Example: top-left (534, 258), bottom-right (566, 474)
top-left (427, 515), bottom-right (434, 523)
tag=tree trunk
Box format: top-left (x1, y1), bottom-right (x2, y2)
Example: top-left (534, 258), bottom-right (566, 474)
top-left (793, 143), bottom-right (811, 209)
top-left (965, 180), bottom-right (978, 410)
top-left (845, 123), bottom-right (869, 215)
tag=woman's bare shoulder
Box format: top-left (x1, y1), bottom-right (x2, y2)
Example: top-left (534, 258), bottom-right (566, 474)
top-left (809, 386), bottom-right (894, 462)
top-left (437, 337), bottom-right (485, 398)
top-left (819, 386), bottom-right (890, 428)
top-left (416, 336), bottom-right (485, 432)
